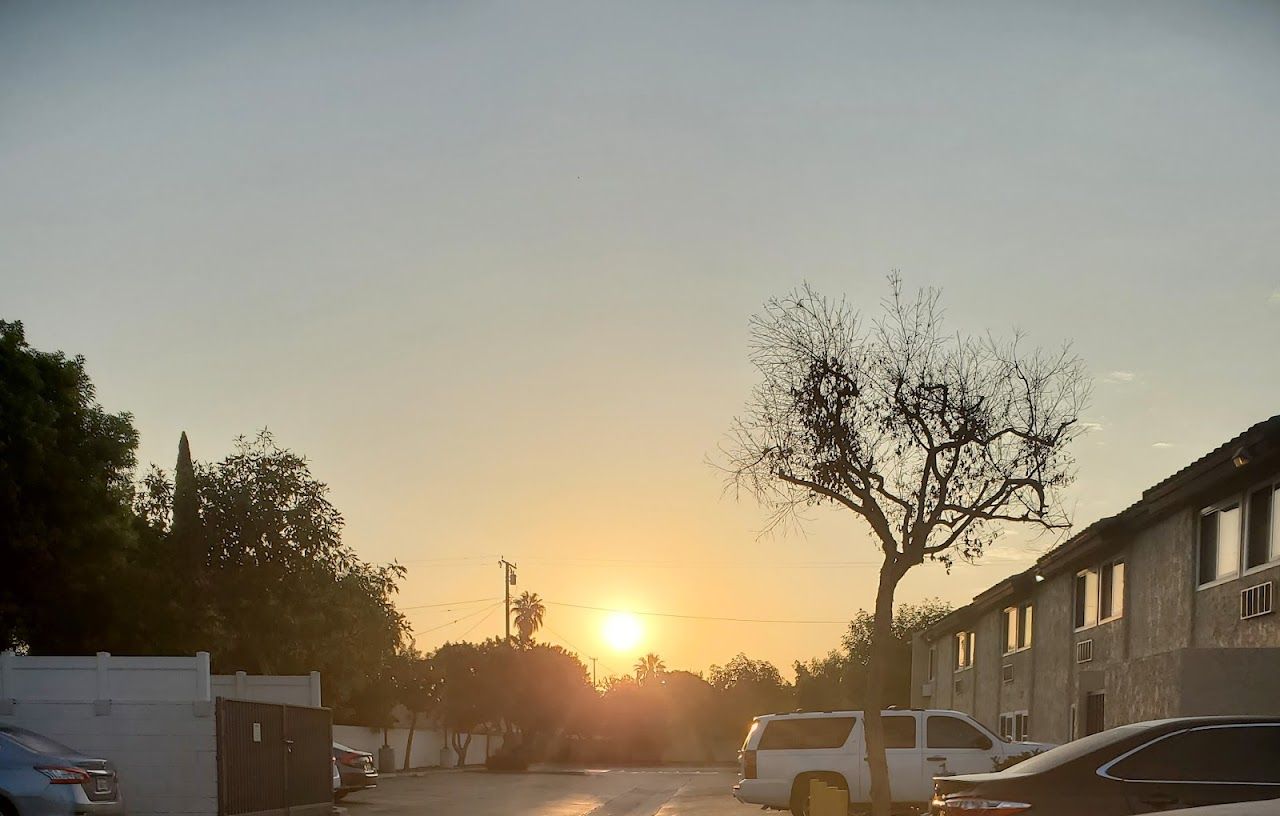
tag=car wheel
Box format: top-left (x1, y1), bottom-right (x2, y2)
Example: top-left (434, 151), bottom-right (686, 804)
top-left (790, 773), bottom-right (849, 816)
top-left (0, 796), bottom-right (16, 816)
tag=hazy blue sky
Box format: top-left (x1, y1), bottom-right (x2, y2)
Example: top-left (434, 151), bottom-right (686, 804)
top-left (3, 1), bottom-right (1278, 675)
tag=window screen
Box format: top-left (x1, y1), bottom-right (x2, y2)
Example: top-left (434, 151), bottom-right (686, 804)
top-left (757, 717), bottom-right (856, 750)
top-left (1200, 511), bottom-right (1219, 584)
top-left (1109, 725), bottom-right (1280, 783)
top-left (927, 716), bottom-right (992, 750)
top-left (883, 716), bottom-right (916, 749)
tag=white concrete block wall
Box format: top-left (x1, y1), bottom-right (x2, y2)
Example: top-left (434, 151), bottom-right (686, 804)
top-left (0, 702), bottom-right (218, 816)
top-left (210, 672), bottom-right (320, 707)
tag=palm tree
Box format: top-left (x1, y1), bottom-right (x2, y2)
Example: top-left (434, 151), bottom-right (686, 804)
top-left (512, 591), bottom-right (545, 644)
top-left (633, 653), bottom-right (666, 685)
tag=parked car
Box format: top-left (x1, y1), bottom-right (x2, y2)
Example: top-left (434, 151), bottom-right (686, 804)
top-left (1163, 802), bottom-right (1280, 816)
top-left (733, 709), bottom-right (1055, 814)
top-left (0, 725), bottom-right (124, 816)
top-left (331, 743), bottom-right (377, 800)
top-left (931, 716), bottom-right (1280, 815)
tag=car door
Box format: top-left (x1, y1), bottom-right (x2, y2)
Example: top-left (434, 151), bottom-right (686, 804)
top-left (1098, 723), bottom-right (1280, 813)
top-left (877, 713), bottom-right (925, 803)
top-left (925, 714), bottom-right (999, 778)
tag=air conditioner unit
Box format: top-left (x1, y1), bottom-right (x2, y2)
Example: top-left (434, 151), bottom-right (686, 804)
top-left (1241, 582), bottom-right (1274, 620)
top-left (1075, 639), bottom-right (1094, 664)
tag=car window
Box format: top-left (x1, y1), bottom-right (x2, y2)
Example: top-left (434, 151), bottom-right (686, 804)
top-left (1108, 725), bottom-right (1280, 783)
top-left (883, 716), bottom-right (917, 749)
top-left (0, 726), bottom-right (79, 756)
top-left (927, 716), bottom-right (992, 750)
top-left (757, 717), bottom-right (856, 750)
top-left (741, 720), bottom-right (761, 751)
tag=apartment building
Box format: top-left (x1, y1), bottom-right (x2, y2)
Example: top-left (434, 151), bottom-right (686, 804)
top-left (910, 415), bottom-right (1280, 745)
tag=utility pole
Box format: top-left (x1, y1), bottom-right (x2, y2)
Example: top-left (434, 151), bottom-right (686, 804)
top-left (590, 657), bottom-right (597, 688)
top-left (498, 557), bottom-right (517, 642)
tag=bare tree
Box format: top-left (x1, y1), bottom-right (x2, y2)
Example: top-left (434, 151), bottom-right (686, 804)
top-left (723, 276), bottom-right (1088, 816)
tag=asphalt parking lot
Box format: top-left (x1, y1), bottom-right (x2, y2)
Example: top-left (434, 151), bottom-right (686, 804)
top-left (339, 767), bottom-right (758, 816)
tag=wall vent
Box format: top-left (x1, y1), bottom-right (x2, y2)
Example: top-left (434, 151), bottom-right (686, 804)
top-left (954, 677), bottom-right (963, 695)
top-left (1241, 582), bottom-right (1274, 620)
top-left (1001, 663), bottom-right (1014, 684)
top-left (1075, 639), bottom-right (1094, 664)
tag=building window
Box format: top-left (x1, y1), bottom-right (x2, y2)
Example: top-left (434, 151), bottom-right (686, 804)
top-left (954, 630), bottom-right (975, 670)
top-left (999, 711), bottom-right (1030, 742)
top-left (1100, 560), bottom-right (1124, 621)
top-left (1200, 502), bottom-right (1242, 585)
top-left (1075, 559), bottom-right (1124, 629)
top-left (1002, 603), bottom-right (1033, 653)
top-left (927, 645), bottom-right (937, 682)
top-left (1245, 481), bottom-right (1280, 571)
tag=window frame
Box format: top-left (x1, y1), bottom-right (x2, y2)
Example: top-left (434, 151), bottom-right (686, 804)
top-left (1243, 479), bottom-right (1280, 576)
top-left (1074, 557), bottom-right (1127, 632)
top-left (1002, 602), bottom-right (1034, 654)
top-left (1097, 723), bottom-right (1280, 785)
top-left (999, 710), bottom-right (1031, 742)
top-left (1198, 498), bottom-right (1244, 589)
top-left (953, 630), bottom-right (975, 672)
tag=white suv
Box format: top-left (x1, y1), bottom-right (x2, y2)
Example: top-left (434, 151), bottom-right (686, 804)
top-left (733, 708), bottom-right (1055, 814)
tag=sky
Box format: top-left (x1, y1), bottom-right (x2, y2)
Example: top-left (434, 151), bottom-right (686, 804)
top-left (3, 1), bottom-right (1278, 680)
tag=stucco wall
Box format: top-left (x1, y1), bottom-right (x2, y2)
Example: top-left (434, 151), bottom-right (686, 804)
top-left (1030, 571), bottom-right (1073, 743)
top-left (332, 724), bottom-right (495, 768)
top-left (1106, 650), bottom-right (1182, 725)
top-left (1194, 562), bottom-right (1280, 648)
top-left (1179, 648), bottom-right (1280, 716)
top-left (971, 609), bottom-right (1002, 731)
top-left (1128, 510), bottom-right (1195, 659)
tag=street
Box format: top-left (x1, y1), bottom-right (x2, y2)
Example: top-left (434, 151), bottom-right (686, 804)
top-left (339, 768), bottom-right (758, 816)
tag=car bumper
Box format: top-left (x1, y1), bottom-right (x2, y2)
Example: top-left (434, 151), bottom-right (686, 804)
top-left (11, 785), bottom-right (125, 816)
top-left (733, 779), bottom-right (790, 809)
top-left (337, 768), bottom-right (378, 792)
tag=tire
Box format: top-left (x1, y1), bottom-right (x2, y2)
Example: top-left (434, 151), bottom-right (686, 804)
top-left (0, 796), bottom-right (17, 816)
top-left (789, 772), bottom-right (849, 816)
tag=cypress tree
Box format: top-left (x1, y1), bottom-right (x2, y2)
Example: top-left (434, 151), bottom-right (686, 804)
top-left (172, 431), bottom-right (203, 572)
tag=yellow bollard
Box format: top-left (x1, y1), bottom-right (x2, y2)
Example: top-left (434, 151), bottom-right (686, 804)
top-left (808, 778), bottom-right (850, 816)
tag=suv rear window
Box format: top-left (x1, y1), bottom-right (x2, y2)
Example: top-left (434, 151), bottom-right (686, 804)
top-left (758, 717), bottom-right (856, 750)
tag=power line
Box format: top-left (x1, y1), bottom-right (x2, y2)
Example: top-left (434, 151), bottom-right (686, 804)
top-left (400, 597), bottom-right (499, 611)
top-left (544, 600), bottom-right (848, 625)
top-left (411, 601), bottom-right (503, 635)
top-left (457, 603), bottom-right (502, 640)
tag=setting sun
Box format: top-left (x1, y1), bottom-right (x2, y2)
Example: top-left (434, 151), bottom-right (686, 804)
top-left (602, 611), bottom-right (642, 652)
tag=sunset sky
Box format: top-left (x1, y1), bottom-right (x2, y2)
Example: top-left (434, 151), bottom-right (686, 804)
top-left (3, 2), bottom-right (1278, 678)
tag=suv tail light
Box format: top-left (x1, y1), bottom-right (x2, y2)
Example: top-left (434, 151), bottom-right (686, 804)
top-left (740, 749), bottom-right (757, 779)
top-left (37, 766), bottom-right (92, 784)
top-left (934, 797), bottom-right (1031, 815)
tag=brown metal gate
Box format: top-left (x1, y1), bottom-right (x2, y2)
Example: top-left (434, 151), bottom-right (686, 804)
top-left (216, 698), bottom-right (333, 816)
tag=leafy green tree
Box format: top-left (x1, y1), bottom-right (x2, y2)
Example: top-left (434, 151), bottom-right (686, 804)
top-left (841, 598), bottom-right (952, 706)
top-left (0, 321), bottom-right (139, 653)
top-left (138, 431), bottom-right (408, 711)
top-left (390, 651), bottom-right (440, 769)
top-left (432, 641), bottom-right (494, 764)
top-left (708, 653), bottom-right (793, 748)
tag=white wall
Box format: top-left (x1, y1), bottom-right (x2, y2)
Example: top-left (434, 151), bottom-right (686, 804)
top-left (333, 724), bottom-right (496, 768)
top-left (210, 671), bottom-right (320, 707)
top-left (1, 701), bottom-right (218, 816)
top-left (0, 651), bottom-right (327, 816)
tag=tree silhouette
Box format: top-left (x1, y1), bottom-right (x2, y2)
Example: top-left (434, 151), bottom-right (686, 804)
top-left (724, 277), bottom-right (1087, 816)
top-left (633, 653), bottom-right (666, 685)
top-left (512, 591), bottom-right (546, 644)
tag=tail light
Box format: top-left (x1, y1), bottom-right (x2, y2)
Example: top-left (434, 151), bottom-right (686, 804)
top-left (37, 766), bottom-right (92, 784)
top-left (934, 796), bottom-right (1031, 815)
top-left (740, 749), bottom-right (757, 779)
top-left (337, 751), bottom-right (368, 768)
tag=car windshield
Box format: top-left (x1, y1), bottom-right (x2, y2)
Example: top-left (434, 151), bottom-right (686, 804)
top-left (1004, 724), bottom-right (1150, 774)
top-left (0, 726), bottom-right (81, 757)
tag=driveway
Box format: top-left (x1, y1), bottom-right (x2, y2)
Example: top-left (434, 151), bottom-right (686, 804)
top-left (340, 767), bottom-right (757, 816)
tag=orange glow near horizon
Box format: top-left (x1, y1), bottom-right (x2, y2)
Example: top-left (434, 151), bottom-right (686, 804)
top-left (602, 611), bottom-right (643, 652)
